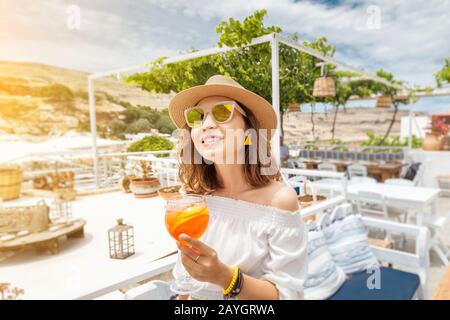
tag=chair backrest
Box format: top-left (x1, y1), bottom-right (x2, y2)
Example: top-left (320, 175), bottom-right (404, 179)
top-left (124, 280), bottom-right (172, 300)
top-left (347, 163), bottom-right (368, 178)
top-left (349, 176), bottom-right (377, 184)
top-left (413, 164), bottom-right (425, 186)
top-left (355, 191), bottom-right (388, 219)
top-left (287, 174), bottom-right (308, 188)
top-left (318, 162), bottom-right (337, 172)
top-left (294, 161), bottom-right (307, 169)
top-left (286, 159), bottom-right (297, 169)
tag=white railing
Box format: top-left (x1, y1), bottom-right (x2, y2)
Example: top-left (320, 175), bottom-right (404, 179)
top-left (14, 149), bottom-right (177, 191)
top-left (127, 154), bottom-right (179, 187)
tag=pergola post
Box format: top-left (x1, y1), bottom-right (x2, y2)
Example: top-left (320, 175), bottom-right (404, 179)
top-left (271, 33), bottom-right (281, 165)
top-left (408, 104), bottom-right (413, 151)
top-left (88, 76), bottom-right (100, 188)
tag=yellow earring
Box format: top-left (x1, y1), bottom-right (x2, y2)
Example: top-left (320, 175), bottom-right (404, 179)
top-left (244, 135), bottom-right (252, 146)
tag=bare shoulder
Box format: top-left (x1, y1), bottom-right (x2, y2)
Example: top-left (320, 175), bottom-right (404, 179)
top-left (268, 181), bottom-right (299, 213)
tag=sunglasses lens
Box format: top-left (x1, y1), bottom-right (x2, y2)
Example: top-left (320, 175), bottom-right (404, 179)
top-left (212, 104), bottom-right (233, 123)
top-left (186, 108), bottom-right (204, 127)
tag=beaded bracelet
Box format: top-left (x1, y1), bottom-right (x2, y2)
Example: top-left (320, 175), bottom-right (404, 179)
top-left (224, 267), bottom-right (244, 300)
top-left (223, 265), bottom-right (239, 296)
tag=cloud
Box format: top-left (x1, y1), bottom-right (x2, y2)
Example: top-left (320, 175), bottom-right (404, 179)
top-left (1, 0), bottom-right (449, 86)
top-left (146, 0), bottom-right (450, 86)
top-left (0, 0), bottom-right (180, 72)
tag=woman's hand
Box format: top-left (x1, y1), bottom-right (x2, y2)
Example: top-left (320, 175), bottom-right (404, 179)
top-left (177, 233), bottom-right (233, 289)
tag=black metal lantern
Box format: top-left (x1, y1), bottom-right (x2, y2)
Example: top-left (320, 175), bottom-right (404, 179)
top-left (108, 218), bottom-right (135, 259)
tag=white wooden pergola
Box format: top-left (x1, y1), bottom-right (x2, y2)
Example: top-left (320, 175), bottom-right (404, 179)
top-left (88, 32), bottom-right (404, 187)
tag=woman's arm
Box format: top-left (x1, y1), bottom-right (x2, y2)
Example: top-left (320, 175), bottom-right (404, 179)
top-left (178, 234), bottom-right (280, 300)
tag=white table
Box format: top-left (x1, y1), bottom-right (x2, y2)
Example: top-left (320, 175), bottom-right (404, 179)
top-left (0, 192), bottom-right (177, 300)
top-left (346, 182), bottom-right (441, 226)
top-left (346, 182), bottom-right (449, 266)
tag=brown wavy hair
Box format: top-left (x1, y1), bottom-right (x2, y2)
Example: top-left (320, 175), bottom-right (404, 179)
top-left (178, 104), bottom-right (280, 195)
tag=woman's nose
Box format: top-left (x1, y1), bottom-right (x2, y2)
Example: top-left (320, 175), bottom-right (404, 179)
top-left (202, 112), bottom-right (216, 131)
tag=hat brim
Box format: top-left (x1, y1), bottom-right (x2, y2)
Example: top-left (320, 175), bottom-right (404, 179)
top-left (168, 84), bottom-right (278, 136)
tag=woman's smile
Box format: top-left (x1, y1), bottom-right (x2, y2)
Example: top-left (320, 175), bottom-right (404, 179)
top-left (201, 133), bottom-right (224, 148)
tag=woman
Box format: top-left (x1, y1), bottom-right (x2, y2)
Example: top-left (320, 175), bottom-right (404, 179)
top-left (168, 75), bottom-right (307, 300)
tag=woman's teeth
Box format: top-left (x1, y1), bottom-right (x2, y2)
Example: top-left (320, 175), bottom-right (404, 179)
top-left (202, 136), bottom-right (223, 146)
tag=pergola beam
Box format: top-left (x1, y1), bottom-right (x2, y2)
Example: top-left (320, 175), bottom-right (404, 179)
top-left (87, 34), bottom-right (273, 81)
top-left (276, 34), bottom-right (407, 91)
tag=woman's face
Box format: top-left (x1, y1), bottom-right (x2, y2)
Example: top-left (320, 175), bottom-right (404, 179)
top-left (190, 96), bottom-right (247, 164)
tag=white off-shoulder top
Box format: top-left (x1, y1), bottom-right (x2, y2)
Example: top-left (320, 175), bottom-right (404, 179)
top-left (172, 195), bottom-right (308, 300)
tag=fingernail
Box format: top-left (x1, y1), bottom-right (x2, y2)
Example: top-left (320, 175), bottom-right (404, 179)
top-left (179, 234), bottom-right (188, 240)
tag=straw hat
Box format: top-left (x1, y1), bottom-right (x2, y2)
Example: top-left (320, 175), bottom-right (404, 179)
top-left (168, 75), bottom-right (277, 135)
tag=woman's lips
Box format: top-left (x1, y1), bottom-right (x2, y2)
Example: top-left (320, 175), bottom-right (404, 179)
top-left (202, 135), bottom-right (223, 148)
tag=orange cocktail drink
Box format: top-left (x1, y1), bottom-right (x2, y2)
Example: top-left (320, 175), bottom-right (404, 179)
top-left (165, 195), bottom-right (209, 247)
top-left (164, 194), bottom-right (210, 294)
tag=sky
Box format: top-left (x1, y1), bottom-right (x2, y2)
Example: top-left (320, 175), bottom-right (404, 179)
top-left (1, 0), bottom-right (450, 89)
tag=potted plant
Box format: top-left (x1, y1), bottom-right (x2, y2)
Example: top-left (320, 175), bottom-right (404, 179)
top-left (422, 116), bottom-right (449, 151)
top-left (118, 162), bottom-right (136, 193)
top-left (129, 160), bottom-right (160, 198)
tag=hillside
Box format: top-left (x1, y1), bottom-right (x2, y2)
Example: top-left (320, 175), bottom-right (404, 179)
top-left (0, 61), bottom-right (174, 136)
top-left (283, 107), bottom-right (422, 145)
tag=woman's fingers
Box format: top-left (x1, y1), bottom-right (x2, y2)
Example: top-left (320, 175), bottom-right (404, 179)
top-left (177, 242), bottom-right (201, 260)
top-left (181, 252), bottom-right (202, 274)
top-left (179, 234), bottom-right (214, 256)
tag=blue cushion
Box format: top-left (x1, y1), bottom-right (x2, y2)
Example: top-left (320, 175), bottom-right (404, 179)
top-left (328, 267), bottom-right (420, 300)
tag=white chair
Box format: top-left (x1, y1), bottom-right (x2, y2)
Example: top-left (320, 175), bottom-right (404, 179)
top-left (349, 176), bottom-right (377, 184)
top-left (347, 163), bottom-right (377, 184)
top-left (316, 162), bottom-right (340, 196)
top-left (348, 163), bottom-right (368, 177)
top-left (318, 162), bottom-right (337, 172)
top-left (294, 161), bottom-right (307, 169)
top-left (125, 280), bottom-right (173, 300)
top-left (283, 173), bottom-right (308, 189)
top-left (416, 211), bottom-right (450, 266)
top-left (287, 160), bottom-right (307, 169)
top-left (385, 163), bottom-right (424, 187)
top-left (355, 191), bottom-right (408, 246)
top-left (94, 291), bottom-right (126, 300)
top-left (286, 159), bottom-right (298, 169)
top-left (356, 191), bottom-right (408, 222)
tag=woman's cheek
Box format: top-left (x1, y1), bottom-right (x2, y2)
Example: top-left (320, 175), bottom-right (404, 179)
top-left (191, 129), bottom-right (203, 153)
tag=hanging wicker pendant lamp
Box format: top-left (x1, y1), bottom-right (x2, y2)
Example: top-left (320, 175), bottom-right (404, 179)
top-left (288, 103), bottom-right (301, 112)
top-left (376, 95), bottom-right (392, 108)
top-left (313, 63), bottom-right (336, 98)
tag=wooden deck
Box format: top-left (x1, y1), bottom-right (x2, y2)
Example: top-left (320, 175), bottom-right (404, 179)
top-left (433, 266), bottom-right (450, 300)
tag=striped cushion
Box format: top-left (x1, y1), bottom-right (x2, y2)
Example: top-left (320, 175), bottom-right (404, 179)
top-left (303, 227), bottom-right (346, 300)
top-left (322, 214), bottom-right (379, 274)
